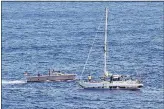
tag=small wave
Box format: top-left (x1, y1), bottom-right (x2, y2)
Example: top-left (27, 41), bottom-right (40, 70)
top-left (2, 80), bottom-right (27, 85)
top-left (142, 87), bottom-right (164, 94)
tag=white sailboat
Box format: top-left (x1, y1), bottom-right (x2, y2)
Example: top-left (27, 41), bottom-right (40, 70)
top-left (78, 8), bottom-right (143, 90)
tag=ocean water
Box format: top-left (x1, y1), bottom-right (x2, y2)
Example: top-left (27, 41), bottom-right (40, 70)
top-left (2, 2), bottom-right (164, 109)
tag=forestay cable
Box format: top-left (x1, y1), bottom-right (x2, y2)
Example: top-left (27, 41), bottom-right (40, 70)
top-left (80, 17), bottom-right (104, 80)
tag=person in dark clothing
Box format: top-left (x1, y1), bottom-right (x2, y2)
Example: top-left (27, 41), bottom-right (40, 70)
top-left (38, 73), bottom-right (40, 76)
top-left (110, 75), bottom-right (113, 83)
top-left (48, 69), bottom-right (51, 76)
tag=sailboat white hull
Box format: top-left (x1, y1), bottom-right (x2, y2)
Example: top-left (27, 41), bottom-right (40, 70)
top-left (79, 81), bottom-right (143, 90)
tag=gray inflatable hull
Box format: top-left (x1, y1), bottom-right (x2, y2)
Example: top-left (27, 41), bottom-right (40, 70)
top-left (26, 74), bottom-right (76, 82)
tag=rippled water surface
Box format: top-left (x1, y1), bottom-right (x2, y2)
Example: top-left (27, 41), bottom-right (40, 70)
top-left (2, 2), bottom-right (164, 109)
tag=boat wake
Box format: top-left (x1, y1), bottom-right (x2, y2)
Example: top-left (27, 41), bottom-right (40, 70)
top-left (2, 80), bottom-right (27, 85)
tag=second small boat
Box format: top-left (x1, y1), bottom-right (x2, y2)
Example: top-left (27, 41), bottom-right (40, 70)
top-left (24, 70), bottom-right (76, 82)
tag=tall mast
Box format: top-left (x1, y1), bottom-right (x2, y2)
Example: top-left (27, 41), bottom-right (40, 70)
top-left (104, 8), bottom-right (108, 74)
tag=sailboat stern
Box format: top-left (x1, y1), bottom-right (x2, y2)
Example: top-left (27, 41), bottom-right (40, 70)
top-left (78, 81), bottom-right (96, 89)
top-left (78, 81), bottom-right (107, 89)
top-left (78, 81), bottom-right (86, 88)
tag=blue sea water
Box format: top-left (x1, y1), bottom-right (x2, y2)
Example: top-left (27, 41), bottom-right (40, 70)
top-left (2, 2), bottom-right (164, 109)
